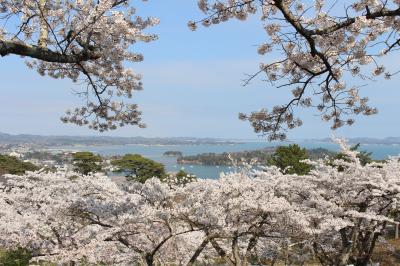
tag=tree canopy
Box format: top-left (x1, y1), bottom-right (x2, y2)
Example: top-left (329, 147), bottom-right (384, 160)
top-left (191, 0), bottom-right (400, 140)
top-left (111, 154), bottom-right (166, 183)
top-left (1, 140), bottom-right (400, 265)
top-left (334, 143), bottom-right (373, 165)
top-left (268, 144), bottom-right (311, 175)
top-left (72, 151), bottom-right (102, 175)
top-left (0, 247), bottom-right (31, 266)
top-left (2, 1), bottom-right (400, 138)
top-left (0, 0), bottom-right (158, 132)
top-left (0, 155), bottom-right (39, 176)
top-left (165, 169), bottom-right (197, 187)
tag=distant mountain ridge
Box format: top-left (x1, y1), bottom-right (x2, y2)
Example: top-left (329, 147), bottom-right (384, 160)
top-left (0, 132), bottom-right (239, 146)
top-left (1, 132), bottom-right (399, 147)
top-left (305, 137), bottom-right (400, 145)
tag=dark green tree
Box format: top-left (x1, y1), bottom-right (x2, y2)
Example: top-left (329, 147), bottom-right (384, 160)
top-left (333, 143), bottom-right (373, 166)
top-left (0, 155), bottom-right (39, 176)
top-left (111, 154), bottom-right (166, 183)
top-left (0, 247), bottom-right (31, 266)
top-left (331, 143), bottom-right (374, 171)
top-left (165, 170), bottom-right (197, 186)
top-left (72, 152), bottom-right (102, 175)
top-left (268, 144), bottom-right (311, 175)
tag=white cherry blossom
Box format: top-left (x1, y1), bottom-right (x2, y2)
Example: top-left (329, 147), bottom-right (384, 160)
top-left (0, 0), bottom-right (158, 131)
top-left (1, 139), bottom-right (400, 265)
top-left (192, 0), bottom-right (400, 140)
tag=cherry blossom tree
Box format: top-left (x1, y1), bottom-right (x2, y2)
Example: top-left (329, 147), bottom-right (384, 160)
top-left (191, 0), bottom-right (400, 140)
top-left (279, 139), bottom-right (400, 265)
top-left (0, 169), bottom-right (302, 265)
top-left (1, 140), bottom-right (400, 265)
top-left (0, 0), bottom-right (158, 131)
top-left (0, 171), bottom-right (194, 265)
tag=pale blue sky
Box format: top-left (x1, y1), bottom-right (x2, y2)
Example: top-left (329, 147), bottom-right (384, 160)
top-left (1, 1), bottom-right (399, 139)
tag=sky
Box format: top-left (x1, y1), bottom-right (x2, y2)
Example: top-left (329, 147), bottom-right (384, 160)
top-left (1, 1), bottom-right (399, 140)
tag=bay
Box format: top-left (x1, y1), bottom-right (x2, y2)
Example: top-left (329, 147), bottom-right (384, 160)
top-left (48, 141), bottom-right (400, 179)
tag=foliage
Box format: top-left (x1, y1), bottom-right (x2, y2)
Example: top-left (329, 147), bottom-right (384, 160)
top-left (162, 151), bottom-right (183, 157)
top-left (192, 0), bottom-right (400, 140)
top-left (0, 1), bottom-right (158, 131)
top-left (0, 155), bottom-right (39, 176)
top-left (72, 152), bottom-right (102, 175)
top-left (23, 151), bottom-right (70, 165)
top-left (0, 247), bottom-right (31, 266)
top-left (333, 143), bottom-right (373, 166)
top-left (163, 170), bottom-right (197, 187)
top-left (307, 147), bottom-right (336, 160)
top-left (111, 154), bottom-right (166, 183)
top-left (1, 140), bottom-right (400, 265)
top-left (178, 147), bottom-right (334, 166)
top-left (268, 144), bottom-right (312, 175)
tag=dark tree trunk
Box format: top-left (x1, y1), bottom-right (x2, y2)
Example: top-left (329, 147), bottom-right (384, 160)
top-left (145, 254), bottom-right (154, 266)
top-left (187, 238), bottom-right (210, 266)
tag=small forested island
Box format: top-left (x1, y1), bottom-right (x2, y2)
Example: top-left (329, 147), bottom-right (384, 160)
top-left (163, 151), bottom-right (183, 157)
top-left (177, 147), bottom-right (335, 166)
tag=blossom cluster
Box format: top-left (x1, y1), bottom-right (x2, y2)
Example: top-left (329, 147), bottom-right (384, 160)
top-left (1, 140), bottom-right (400, 265)
top-left (192, 0), bottom-right (400, 140)
top-left (0, 0), bottom-right (158, 131)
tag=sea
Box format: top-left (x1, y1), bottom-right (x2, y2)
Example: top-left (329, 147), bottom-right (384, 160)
top-left (48, 141), bottom-right (400, 179)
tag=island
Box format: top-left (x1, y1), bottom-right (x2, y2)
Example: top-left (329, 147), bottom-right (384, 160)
top-left (177, 147), bottom-right (335, 166)
top-left (163, 151), bottom-right (183, 157)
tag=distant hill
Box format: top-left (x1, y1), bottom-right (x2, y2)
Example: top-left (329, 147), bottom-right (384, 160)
top-left (2, 132), bottom-right (399, 147)
top-left (305, 137), bottom-right (400, 145)
top-left (0, 132), bottom-right (239, 146)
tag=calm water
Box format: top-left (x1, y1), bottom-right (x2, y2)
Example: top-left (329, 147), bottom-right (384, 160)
top-left (49, 141), bottom-right (400, 179)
